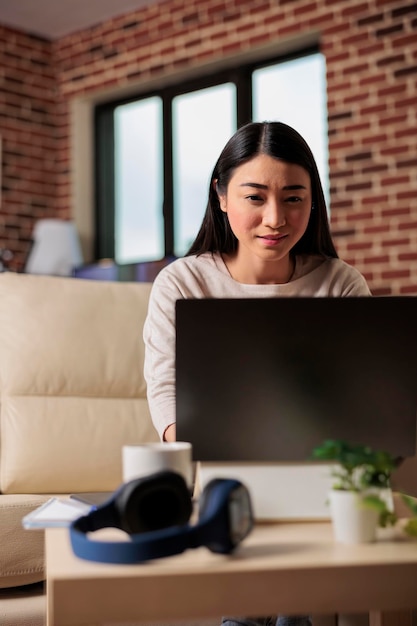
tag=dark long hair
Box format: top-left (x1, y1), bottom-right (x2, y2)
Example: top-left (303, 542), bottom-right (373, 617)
top-left (187, 121), bottom-right (338, 258)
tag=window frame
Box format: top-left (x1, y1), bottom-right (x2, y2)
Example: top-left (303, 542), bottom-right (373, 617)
top-left (94, 44), bottom-right (320, 262)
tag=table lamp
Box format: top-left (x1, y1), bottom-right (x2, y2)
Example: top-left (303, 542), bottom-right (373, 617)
top-left (25, 219), bottom-right (83, 276)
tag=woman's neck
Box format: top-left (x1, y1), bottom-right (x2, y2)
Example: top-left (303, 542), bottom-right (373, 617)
top-left (222, 253), bottom-right (296, 285)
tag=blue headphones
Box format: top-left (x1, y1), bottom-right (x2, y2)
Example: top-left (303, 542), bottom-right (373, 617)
top-left (70, 470), bottom-right (253, 564)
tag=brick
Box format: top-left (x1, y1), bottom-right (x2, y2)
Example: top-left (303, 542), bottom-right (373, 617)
top-left (377, 53), bottom-right (406, 67)
top-left (363, 255), bottom-right (390, 264)
top-left (346, 121), bottom-right (371, 133)
top-left (397, 158), bottom-right (417, 168)
top-left (394, 124), bottom-right (417, 139)
top-left (330, 228), bottom-right (356, 237)
top-left (345, 151), bottom-right (373, 162)
top-left (396, 191), bottom-right (417, 201)
top-left (330, 139), bottom-right (355, 150)
top-left (326, 200), bottom-right (353, 211)
top-left (346, 211), bottom-right (374, 221)
top-left (372, 286), bottom-right (393, 295)
top-left (382, 207), bottom-right (411, 218)
top-left (400, 285), bottom-right (417, 294)
top-left (307, 11), bottom-right (336, 28)
top-left (398, 253), bottom-right (417, 261)
top-left (381, 269), bottom-right (410, 279)
top-left (392, 33), bottom-right (417, 49)
top-left (346, 181), bottom-right (373, 191)
top-left (343, 62), bottom-right (369, 75)
top-left (381, 176), bottom-right (410, 187)
top-left (399, 221), bottom-right (417, 230)
top-left (347, 241), bottom-right (373, 251)
top-left (330, 169), bottom-right (355, 180)
top-left (377, 83), bottom-right (407, 97)
top-left (357, 42), bottom-right (385, 57)
top-left (294, 1), bottom-right (318, 16)
top-left (325, 51), bottom-right (351, 64)
top-left (375, 23), bottom-right (404, 38)
top-left (341, 32), bottom-right (369, 46)
top-left (360, 103), bottom-right (388, 115)
top-left (380, 145), bottom-right (411, 157)
top-left (395, 95), bottom-right (417, 109)
top-left (379, 113), bottom-right (408, 126)
top-left (362, 194), bottom-right (389, 205)
top-left (364, 224), bottom-right (391, 234)
top-left (381, 237), bottom-right (409, 246)
top-left (325, 22), bottom-right (353, 36)
top-left (327, 111), bottom-right (352, 122)
top-left (394, 66), bottom-right (417, 78)
top-left (362, 164), bottom-right (389, 174)
top-left (341, 2), bottom-right (369, 17)
top-left (357, 12), bottom-right (385, 26)
top-left (344, 91), bottom-right (369, 105)
top-left (391, 3), bottom-right (417, 18)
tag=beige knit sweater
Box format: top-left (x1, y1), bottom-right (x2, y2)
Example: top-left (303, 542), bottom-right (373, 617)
top-left (143, 252), bottom-right (371, 439)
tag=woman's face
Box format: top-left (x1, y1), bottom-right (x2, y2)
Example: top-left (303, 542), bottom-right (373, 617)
top-left (218, 153), bottom-right (312, 267)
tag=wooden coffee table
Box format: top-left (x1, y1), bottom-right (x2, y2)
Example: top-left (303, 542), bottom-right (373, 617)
top-left (46, 522), bottom-right (417, 626)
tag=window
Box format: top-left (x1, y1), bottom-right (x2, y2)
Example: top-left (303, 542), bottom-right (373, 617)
top-left (172, 83), bottom-right (236, 256)
top-left (114, 97), bottom-right (163, 264)
top-left (95, 47), bottom-right (327, 263)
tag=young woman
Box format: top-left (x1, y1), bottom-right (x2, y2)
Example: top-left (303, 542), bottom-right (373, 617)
top-left (144, 120), bottom-right (370, 626)
top-left (143, 121), bottom-right (371, 445)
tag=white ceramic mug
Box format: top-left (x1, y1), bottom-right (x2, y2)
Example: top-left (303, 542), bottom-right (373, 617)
top-left (122, 442), bottom-right (193, 488)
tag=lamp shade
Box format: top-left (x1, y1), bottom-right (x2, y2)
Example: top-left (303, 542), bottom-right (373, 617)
top-left (25, 219), bottom-right (83, 276)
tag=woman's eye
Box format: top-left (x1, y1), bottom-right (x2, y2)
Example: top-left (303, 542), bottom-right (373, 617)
top-left (285, 196), bottom-right (303, 204)
top-left (246, 194), bottom-right (263, 202)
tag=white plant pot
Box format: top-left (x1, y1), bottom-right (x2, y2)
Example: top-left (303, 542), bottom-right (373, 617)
top-left (328, 490), bottom-right (380, 544)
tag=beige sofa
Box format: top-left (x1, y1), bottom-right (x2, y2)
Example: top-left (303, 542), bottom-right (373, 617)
top-left (0, 272), bottom-right (159, 624)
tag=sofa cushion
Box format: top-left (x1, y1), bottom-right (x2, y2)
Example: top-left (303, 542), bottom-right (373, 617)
top-left (0, 273), bottom-right (159, 494)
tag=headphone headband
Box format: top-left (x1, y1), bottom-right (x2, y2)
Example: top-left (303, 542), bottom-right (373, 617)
top-left (70, 471), bottom-right (253, 564)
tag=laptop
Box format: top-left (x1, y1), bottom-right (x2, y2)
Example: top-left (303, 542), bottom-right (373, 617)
top-left (176, 297), bottom-right (417, 518)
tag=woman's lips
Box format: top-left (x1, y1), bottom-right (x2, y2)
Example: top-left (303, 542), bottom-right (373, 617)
top-left (258, 234), bottom-right (288, 246)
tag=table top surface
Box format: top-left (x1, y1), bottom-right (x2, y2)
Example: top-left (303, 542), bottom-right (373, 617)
top-left (46, 521), bottom-right (417, 578)
top-left (46, 522), bottom-right (417, 625)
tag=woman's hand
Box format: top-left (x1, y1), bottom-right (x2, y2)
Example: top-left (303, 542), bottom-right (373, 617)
top-left (163, 423), bottom-right (176, 442)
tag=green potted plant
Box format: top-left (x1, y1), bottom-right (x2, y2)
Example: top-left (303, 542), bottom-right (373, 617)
top-left (311, 440), bottom-right (397, 544)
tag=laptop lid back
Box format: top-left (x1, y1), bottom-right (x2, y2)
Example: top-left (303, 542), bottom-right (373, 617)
top-left (176, 297), bottom-right (417, 463)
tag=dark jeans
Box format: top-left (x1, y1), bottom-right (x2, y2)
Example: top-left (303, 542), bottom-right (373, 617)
top-left (222, 617), bottom-right (312, 626)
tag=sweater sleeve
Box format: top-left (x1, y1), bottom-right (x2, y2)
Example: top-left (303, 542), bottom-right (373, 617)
top-left (143, 271), bottom-right (183, 440)
top-left (341, 272), bottom-right (371, 296)
top-left (339, 264), bottom-right (372, 297)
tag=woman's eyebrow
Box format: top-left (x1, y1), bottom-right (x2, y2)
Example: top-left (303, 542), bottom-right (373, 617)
top-left (239, 182), bottom-right (268, 189)
top-left (239, 182), bottom-right (307, 190)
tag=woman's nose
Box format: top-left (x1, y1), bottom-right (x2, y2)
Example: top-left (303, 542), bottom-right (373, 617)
top-left (262, 201), bottom-right (286, 229)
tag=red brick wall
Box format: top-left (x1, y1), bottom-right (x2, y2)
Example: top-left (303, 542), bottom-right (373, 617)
top-left (1, 0), bottom-right (416, 294)
top-left (0, 28), bottom-right (57, 266)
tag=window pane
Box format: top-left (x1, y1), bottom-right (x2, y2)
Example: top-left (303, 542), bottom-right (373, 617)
top-left (253, 53), bottom-right (329, 205)
top-left (172, 83), bottom-right (236, 256)
top-left (114, 97), bottom-right (163, 264)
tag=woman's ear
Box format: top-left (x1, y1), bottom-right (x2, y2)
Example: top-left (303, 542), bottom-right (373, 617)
top-left (213, 179), bottom-right (227, 213)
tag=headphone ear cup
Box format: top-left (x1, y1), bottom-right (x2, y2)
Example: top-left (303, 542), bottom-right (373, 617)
top-left (115, 471), bottom-right (193, 534)
top-left (198, 478), bottom-right (224, 519)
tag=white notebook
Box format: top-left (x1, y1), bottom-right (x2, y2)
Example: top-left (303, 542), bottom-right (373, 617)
top-left (22, 497), bottom-right (92, 529)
